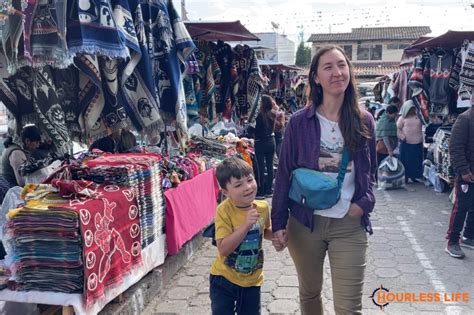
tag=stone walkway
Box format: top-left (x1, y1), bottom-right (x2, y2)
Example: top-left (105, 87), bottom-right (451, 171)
top-left (144, 183), bottom-right (474, 314)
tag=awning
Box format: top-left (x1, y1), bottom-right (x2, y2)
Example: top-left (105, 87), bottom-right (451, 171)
top-left (184, 21), bottom-right (260, 42)
top-left (404, 30), bottom-right (474, 52)
top-left (259, 60), bottom-right (302, 71)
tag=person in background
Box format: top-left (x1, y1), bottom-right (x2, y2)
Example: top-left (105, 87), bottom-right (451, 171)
top-left (388, 96), bottom-right (402, 109)
top-left (117, 129), bottom-right (138, 153)
top-left (272, 46), bottom-right (376, 314)
top-left (210, 157), bottom-right (272, 314)
top-left (375, 104), bottom-right (399, 165)
top-left (273, 101), bottom-right (286, 159)
top-left (254, 95), bottom-right (276, 199)
top-left (0, 125), bottom-right (42, 201)
top-left (445, 107), bottom-right (474, 259)
top-left (89, 135), bottom-right (117, 153)
top-left (397, 100), bottom-right (423, 183)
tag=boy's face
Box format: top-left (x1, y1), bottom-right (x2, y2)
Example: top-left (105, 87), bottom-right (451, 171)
top-left (222, 174), bottom-right (257, 207)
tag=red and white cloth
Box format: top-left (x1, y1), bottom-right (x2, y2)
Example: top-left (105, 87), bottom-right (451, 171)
top-left (52, 179), bottom-right (142, 308)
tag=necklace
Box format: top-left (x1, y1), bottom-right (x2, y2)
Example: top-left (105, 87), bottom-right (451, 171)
top-left (318, 107), bottom-right (339, 133)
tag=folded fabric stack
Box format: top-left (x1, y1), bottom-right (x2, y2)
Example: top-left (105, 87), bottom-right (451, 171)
top-left (188, 136), bottom-right (235, 157)
top-left (5, 188), bottom-right (83, 293)
top-left (0, 261), bottom-right (11, 290)
top-left (84, 154), bottom-right (165, 249)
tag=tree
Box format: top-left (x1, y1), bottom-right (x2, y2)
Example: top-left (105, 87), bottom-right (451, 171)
top-left (295, 42), bottom-right (311, 67)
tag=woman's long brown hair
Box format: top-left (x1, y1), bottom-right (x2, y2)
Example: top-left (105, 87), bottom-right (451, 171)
top-left (308, 45), bottom-right (371, 155)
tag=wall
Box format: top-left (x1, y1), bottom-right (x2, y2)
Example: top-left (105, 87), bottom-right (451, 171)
top-left (254, 32), bottom-right (295, 65)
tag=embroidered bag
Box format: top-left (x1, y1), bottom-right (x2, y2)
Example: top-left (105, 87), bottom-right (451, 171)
top-left (289, 148), bottom-right (350, 210)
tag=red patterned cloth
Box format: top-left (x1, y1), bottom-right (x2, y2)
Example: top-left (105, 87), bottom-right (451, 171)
top-left (51, 179), bottom-right (142, 308)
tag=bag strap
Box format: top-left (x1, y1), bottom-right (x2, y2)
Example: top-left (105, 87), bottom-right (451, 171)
top-left (336, 147), bottom-right (350, 186)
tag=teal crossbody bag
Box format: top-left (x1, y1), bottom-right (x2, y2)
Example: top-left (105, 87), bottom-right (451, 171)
top-left (289, 148), bottom-right (350, 210)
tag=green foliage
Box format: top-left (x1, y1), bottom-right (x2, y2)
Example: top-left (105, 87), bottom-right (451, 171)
top-left (295, 41), bottom-right (311, 67)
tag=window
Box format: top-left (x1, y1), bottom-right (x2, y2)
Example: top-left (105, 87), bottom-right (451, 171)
top-left (343, 45), bottom-right (352, 60)
top-left (357, 44), bottom-right (382, 60)
top-left (387, 43), bottom-right (410, 50)
top-left (255, 51), bottom-right (265, 60)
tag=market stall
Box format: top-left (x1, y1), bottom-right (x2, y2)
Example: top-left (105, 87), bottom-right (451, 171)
top-left (397, 31), bottom-right (474, 188)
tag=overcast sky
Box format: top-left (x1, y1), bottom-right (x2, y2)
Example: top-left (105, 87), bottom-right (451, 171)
top-left (177, 0), bottom-right (474, 44)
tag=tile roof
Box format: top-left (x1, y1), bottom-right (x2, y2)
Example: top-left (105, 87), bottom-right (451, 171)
top-left (353, 62), bottom-right (400, 77)
top-left (308, 26), bottom-right (431, 42)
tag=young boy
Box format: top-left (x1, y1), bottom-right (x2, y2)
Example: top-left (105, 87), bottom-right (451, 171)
top-left (210, 157), bottom-right (272, 315)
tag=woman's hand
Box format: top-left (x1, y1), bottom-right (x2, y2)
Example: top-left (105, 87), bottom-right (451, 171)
top-left (272, 229), bottom-right (288, 252)
top-left (348, 203), bottom-right (364, 217)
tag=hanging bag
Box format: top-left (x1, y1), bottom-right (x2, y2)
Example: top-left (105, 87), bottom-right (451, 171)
top-left (289, 148), bottom-right (350, 210)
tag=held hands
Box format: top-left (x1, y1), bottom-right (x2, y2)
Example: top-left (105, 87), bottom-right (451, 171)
top-left (348, 203), bottom-right (364, 218)
top-left (245, 207), bottom-right (260, 228)
top-left (272, 229), bottom-right (288, 252)
top-left (461, 173), bottom-right (474, 183)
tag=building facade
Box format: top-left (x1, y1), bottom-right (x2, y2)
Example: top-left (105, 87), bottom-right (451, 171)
top-left (252, 32), bottom-right (295, 65)
top-left (307, 26), bottom-right (431, 78)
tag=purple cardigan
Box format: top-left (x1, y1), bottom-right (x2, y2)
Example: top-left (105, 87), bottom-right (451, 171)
top-left (271, 105), bottom-right (377, 234)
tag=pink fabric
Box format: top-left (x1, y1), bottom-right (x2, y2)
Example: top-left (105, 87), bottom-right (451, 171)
top-left (164, 169), bottom-right (219, 255)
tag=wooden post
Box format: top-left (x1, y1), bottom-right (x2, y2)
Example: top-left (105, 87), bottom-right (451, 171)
top-left (62, 306), bottom-right (74, 315)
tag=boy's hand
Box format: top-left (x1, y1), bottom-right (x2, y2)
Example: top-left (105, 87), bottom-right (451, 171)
top-left (245, 207), bottom-right (259, 228)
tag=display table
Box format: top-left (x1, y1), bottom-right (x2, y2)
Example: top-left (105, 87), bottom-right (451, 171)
top-left (164, 168), bottom-right (219, 255)
top-left (0, 235), bottom-right (166, 315)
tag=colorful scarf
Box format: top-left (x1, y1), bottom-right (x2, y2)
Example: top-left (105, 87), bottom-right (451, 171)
top-left (51, 179), bottom-right (142, 308)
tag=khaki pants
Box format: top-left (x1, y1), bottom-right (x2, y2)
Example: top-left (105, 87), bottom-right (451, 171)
top-left (287, 214), bottom-right (368, 315)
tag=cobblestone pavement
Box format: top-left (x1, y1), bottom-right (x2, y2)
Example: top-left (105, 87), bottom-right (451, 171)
top-left (143, 183), bottom-right (474, 314)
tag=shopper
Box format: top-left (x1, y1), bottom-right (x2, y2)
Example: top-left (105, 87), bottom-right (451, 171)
top-left (375, 104), bottom-right (399, 165)
top-left (445, 107), bottom-right (474, 259)
top-left (0, 125), bottom-right (42, 201)
top-left (210, 157), bottom-right (272, 315)
top-left (397, 100), bottom-right (423, 183)
top-left (254, 94), bottom-right (276, 199)
top-left (271, 46), bottom-right (376, 314)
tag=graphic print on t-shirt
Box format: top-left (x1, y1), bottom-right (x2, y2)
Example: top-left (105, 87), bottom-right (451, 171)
top-left (224, 221), bottom-right (263, 274)
top-left (319, 140), bottom-right (352, 174)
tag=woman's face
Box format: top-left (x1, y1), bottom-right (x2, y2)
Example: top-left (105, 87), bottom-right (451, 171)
top-left (24, 139), bottom-right (40, 151)
top-left (315, 49), bottom-right (350, 98)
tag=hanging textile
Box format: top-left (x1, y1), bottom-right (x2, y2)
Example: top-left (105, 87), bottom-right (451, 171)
top-left (408, 54), bottom-right (429, 125)
top-left (449, 43), bottom-right (473, 109)
top-left (121, 0), bottom-right (164, 134)
top-left (75, 54), bottom-right (106, 140)
top-left (23, 0), bottom-right (72, 69)
top-left (66, 0), bottom-right (129, 59)
top-left (231, 44), bottom-right (263, 126)
top-left (141, 0), bottom-right (195, 115)
top-left (213, 40), bottom-right (233, 114)
top-left (32, 66), bottom-right (72, 152)
top-left (0, 0), bottom-right (24, 73)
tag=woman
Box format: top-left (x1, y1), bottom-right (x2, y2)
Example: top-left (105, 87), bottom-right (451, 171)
top-left (273, 102), bottom-right (286, 159)
top-left (0, 125), bottom-right (41, 202)
top-left (375, 104), bottom-right (399, 165)
top-left (397, 100), bottom-right (423, 183)
top-left (254, 95), bottom-right (276, 199)
top-left (271, 46), bottom-right (376, 314)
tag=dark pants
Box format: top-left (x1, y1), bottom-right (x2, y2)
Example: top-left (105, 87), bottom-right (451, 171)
top-left (447, 178), bottom-right (474, 244)
top-left (209, 275), bottom-right (261, 315)
top-left (255, 137), bottom-right (275, 195)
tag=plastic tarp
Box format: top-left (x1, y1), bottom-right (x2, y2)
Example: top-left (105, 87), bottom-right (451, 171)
top-left (185, 21), bottom-right (260, 42)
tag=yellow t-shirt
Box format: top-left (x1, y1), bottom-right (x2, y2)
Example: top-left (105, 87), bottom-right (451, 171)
top-left (210, 198), bottom-right (270, 287)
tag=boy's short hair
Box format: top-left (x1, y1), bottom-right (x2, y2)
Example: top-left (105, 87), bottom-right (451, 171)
top-left (216, 157), bottom-right (253, 189)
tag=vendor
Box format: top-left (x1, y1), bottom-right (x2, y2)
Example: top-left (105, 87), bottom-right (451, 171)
top-left (0, 125), bottom-right (42, 201)
top-left (117, 130), bottom-right (138, 153)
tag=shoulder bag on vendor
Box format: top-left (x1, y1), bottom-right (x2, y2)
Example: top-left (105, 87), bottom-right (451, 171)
top-left (289, 148), bottom-right (350, 210)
